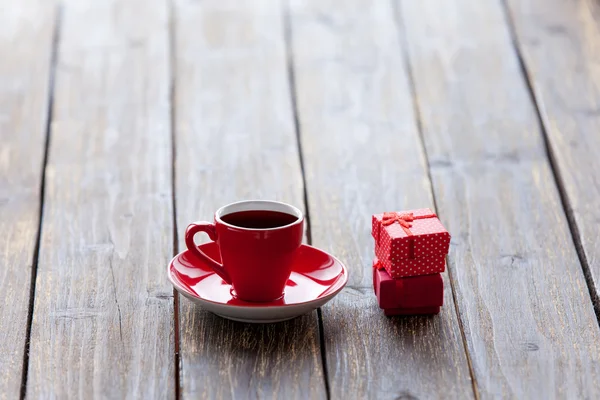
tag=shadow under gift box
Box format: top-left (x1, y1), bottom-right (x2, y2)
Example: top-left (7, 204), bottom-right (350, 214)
top-left (372, 208), bottom-right (450, 278)
top-left (373, 258), bottom-right (443, 315)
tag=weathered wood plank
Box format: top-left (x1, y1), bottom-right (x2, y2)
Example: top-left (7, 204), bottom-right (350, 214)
top-left (399, 0), bottom-right (600, 397)
top-left (26, 1), bottom-right (175, 398)
top-left (173, 1), bottom-right (326, 398)
top-left (505, 0), bottom-right (600, 309)
top-left (0, 1), bottom-right (56, 398)
top-left (288, 1), bottom-right (475, 398)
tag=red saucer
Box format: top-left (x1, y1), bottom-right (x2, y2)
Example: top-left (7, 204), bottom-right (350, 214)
top-left (168, 242), bottom-right (348, 322)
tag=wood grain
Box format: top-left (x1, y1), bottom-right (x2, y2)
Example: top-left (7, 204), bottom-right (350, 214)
top-left (0, 1), bottom-right (56, 398)
top-left (399, 0), bottom-right (600, 397)
top-left (173, 1), bottom-right (326, 398)
top-left (26, 1), bottom-right (175, 398)
top-left (505, 0), bottom-right (600, 307)
top-left (288, 0), bottom-right (475, 398)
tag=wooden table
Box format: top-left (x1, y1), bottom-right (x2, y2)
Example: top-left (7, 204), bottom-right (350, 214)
top-left (2, 0), bottom-right (600, 398)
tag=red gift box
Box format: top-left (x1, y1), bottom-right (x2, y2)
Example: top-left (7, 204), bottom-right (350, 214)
top-left (373, 262), bottom-right (443, 309)
top-left (372, 208), bottom-right (450, 278)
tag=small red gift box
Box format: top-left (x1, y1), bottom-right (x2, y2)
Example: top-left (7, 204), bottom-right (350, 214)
top-left (372, 208), bottom-right (450, 278)
top-left (373, 261), bottom-right (443, 310)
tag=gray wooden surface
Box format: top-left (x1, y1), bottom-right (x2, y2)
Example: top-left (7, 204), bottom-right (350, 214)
top-left (506, 0), bottom-right (600, 313)
top-left (1, 0), bottom-right (600, 398)
top-left (0, 1), bottom-right (56, 398)
top-left (401, 0), bottom-right (600, 397)
top-left (26, 1), bottom-right (175, 398)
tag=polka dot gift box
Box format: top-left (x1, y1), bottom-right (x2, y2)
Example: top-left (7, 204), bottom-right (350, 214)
top-left (371, 208), bottom-right (450, 279)
top-left (374, 243), bottom-right (446, 279)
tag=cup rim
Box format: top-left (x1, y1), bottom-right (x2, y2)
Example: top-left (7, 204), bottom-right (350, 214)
top-left (215, 200), bottom-right (304, 231)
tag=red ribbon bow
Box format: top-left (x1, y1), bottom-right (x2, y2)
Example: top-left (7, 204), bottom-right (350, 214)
top-left (381, 212), bottom-right (417, 258)
top-left (382, 212), bottom-right (415, 236)
top-left (377, 210), bottom-right (438, 259)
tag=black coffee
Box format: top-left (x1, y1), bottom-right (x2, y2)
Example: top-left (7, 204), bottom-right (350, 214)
top-left (221, 210), bottom-right (298, 229)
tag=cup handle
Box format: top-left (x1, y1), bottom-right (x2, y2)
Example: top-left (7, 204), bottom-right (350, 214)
top-left (185, 222), bottom-right (232, 285)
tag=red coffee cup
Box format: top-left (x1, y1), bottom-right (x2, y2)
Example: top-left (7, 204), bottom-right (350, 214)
top-left (185, 200), bottom-right (304, 302)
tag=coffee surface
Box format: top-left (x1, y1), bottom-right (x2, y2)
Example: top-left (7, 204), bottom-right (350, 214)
top-left (221, 210), bottom-right (298, 229)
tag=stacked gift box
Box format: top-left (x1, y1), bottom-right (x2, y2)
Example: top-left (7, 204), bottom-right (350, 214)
top-left (371, 209), bottom-right (450, 316)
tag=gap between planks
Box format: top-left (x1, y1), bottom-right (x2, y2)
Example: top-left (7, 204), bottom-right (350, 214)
top-left (168, 0), bottom-right (181, 398)
top-left (19, 5), bottom-right (62, 400)
top-left (282, 1), bottom-right (330, 399)
top-left (498, 0), bottom-right (600, 325)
